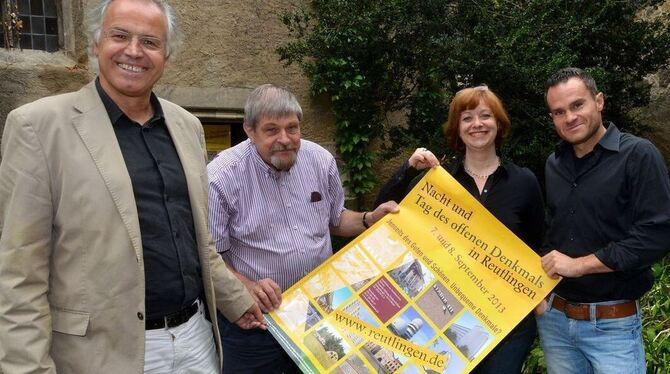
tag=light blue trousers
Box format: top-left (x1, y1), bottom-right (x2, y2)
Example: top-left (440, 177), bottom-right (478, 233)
top-left (536, 294), bottom-right (645, 374)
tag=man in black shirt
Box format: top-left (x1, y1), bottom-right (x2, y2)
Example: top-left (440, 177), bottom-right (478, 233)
top-left (536, 67), bottom-right (670, 374)
top-left (0, 0), bottom-right (263, 373)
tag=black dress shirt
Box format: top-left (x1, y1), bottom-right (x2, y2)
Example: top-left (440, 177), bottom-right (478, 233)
top-left (544, 122), bottom-right (670, 302)
top-left (375, 157), bottom-right (545, 251)
top-left (96, 79), bottom-right (203, 319)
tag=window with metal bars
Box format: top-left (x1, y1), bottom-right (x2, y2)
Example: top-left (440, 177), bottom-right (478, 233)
top-left (1, 0), bottom-right (59, 52)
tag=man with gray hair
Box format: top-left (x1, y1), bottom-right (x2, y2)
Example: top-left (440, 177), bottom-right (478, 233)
top-left (207, 84), bottom-right (399, 373)
top-left (0, 0), bottom-right (263, 373)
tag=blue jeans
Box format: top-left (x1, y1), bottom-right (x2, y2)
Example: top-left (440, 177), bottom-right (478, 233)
top-left (536, 295), bottom-right (645, 374)
top-left (471, 314), bottom-right (537, 374)
top-left (217, 313), bottom-right (300, 374)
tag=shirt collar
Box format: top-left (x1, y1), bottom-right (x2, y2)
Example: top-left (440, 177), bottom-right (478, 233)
top-left (596, 122), bottom-right (621, 152)
top-left (497, 158), bottom-right (512, 178)
top-left (554, 121), bottom-right (621, 157)
top-left (95, 77), bottom-right (164, 125)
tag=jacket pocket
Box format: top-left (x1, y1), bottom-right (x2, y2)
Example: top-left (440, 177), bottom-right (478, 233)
top-left (51, 307), bottom-right (90, 336)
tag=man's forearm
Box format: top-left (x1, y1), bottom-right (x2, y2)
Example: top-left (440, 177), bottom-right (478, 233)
top-left (541, 250), bottom-right (614, 278)
top-left (224, 261), bottom-right (254, 289)
top-left (577, 253), bottom-right (614, 276)
top-left (329, 209), bottom-right (367, 237)
top-left (330, 201), bottom-right (400, 237)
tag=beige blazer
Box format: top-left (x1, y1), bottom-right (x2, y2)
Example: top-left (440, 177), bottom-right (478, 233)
top-left (0, 82), bottom-right (254, 373)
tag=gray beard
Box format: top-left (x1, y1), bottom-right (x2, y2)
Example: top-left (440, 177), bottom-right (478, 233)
top-left (270, 153), bottom-right (297, 170)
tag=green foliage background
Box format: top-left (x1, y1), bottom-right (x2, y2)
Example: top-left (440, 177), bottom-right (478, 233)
top-left (279, 1), bottom-right (670, 373)
top-left (278, 0), bottom-right (670, 195)
top-left (641, 259), bottom-right (670, 373)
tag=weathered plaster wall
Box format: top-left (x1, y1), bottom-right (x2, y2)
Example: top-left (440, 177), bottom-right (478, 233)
top-left (0, 52), bottom-right (91, 128)
top-left (161, 0), bottom-right (335, 144)
top-left (0, 0), bottom-right (335, 152)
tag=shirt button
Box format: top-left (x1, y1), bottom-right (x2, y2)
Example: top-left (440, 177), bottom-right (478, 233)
top-left (287, 204), bottom-right (292, 208)
top-left (137, 312), bottom-right (144, 320)
top-left (293, 226), bottom-right (298, 230)
top-left (483, 189), bottom-right (488, 193)
top-left (570, 237), bottom-right (574, 241)
top-left (572, 182), bottom-right (577, 188)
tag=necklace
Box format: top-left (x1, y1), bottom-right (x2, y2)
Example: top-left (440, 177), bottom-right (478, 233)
top-left (464, 157), bottom-right (500, 180)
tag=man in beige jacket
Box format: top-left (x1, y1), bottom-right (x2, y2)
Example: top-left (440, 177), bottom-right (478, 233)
top-left (0, 0), bottom-right (263, 373)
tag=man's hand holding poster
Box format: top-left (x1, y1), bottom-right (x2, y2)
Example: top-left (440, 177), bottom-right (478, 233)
top-left (267, 167), bottom-right (559, 373)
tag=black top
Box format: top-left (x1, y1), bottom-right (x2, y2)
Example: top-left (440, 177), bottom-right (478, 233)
top-left (375, 157), bottom-right (545, 251)
top-left (544, 122), bottom-right (670, 302)
top-left (96, 79), bottom-right (203, 319)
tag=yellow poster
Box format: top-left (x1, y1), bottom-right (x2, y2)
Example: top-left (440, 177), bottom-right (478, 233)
top-left (267, 167), bottom-right (559, 373)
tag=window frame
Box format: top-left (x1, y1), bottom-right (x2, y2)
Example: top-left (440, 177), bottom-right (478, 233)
top-left (1, 0), bottom-right (75, 54)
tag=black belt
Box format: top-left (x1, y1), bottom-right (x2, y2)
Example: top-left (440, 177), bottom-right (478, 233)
top-left (145, 301), bottom-right (199, 330)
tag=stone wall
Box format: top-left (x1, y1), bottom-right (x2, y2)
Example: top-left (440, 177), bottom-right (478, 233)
top-left (0, 0), bottom-right (336, 152)
top-left (160, 0), bottom-right (335, 144)
top-left (637, 1), bottom-right (670, 165)
top-left (639, 68), bottom-right (670, 166)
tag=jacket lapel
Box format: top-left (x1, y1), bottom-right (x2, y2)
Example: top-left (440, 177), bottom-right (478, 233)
top-left (161, 102), bottom-right (210, 263)
top-left (161, 101), bottom-right (205, 212)
top-left (70, 82), bottom-right (143, 257)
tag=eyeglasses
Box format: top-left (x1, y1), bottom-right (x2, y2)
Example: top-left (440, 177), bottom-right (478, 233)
top-left (102, 28), bottom-right (165, 52)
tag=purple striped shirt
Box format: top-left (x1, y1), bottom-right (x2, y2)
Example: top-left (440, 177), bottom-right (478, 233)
top-left (207, 139), bottom-right (345, 291)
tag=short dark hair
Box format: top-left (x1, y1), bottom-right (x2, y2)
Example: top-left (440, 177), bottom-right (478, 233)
top-left (545, 67), bottom-right (599, 103)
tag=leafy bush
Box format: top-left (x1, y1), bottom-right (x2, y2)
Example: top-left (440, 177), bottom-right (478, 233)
top-left (641, 259), bottom-right (670, 374)
top-left (278, 0), bottom-right (670, 196)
